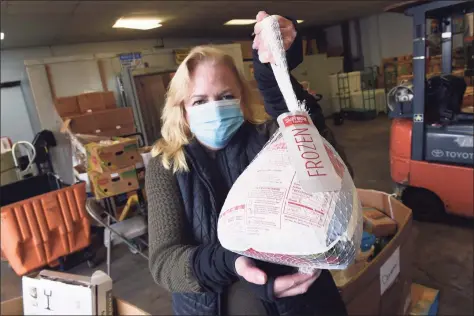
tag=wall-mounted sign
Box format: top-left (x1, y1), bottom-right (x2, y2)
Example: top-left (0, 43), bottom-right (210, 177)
top-left (174, 49), bottom-right (191, 65)
top-left (119, 52), bottom-right (142, 68)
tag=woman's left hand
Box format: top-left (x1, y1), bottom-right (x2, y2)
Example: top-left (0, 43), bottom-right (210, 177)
top-left (252, 11), bottom-right (297, 64)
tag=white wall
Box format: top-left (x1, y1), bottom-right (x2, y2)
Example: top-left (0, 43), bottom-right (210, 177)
top-left (1, 38), bottom-right (237, 83)
top-left (323, 13), bottom-right (414, 68)
top-left (0, 86), bottom-right (35, 143)
top-left (325, 25), bottom-right (343, 51)
top-left (359, 13), bottom-right (413, 67)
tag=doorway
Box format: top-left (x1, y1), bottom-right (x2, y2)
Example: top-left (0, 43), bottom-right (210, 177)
top-left (133, 72), bottom-right (174, 145)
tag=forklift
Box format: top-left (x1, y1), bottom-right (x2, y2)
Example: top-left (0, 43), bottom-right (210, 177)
top-left (385, 1), bottom-right (473, 221)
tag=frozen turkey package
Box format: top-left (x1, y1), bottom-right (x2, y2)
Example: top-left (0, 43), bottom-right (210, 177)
top-left (217, 15), bottom-right (362, 272)
top-left (217, 111), bottom-right (362, 272)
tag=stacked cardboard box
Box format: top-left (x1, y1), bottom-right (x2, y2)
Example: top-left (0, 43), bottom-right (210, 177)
top-left (408, 283), bottom-right (440, 315)
top-left (85, 138), bottom-right (142, 199)
top-left (397, 55), bottom-right (413, 77)
top-left (55, 91), bottom-right (136, 137)
top-left (427, 55), bottom-right (442, 74)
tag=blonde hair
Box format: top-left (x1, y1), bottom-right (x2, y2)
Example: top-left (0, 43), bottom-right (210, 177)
top-left (152, 45), bottom-right (268, 173)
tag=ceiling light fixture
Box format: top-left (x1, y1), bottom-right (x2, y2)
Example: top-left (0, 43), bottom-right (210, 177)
top-left (113, 18), bottom-right (162, 30)
top-left (1, 32), bottom-right (4, 40)
top-left (224, 19), bottom-right (304, 26)
top-left (224, 19), bottom-right (257, 25)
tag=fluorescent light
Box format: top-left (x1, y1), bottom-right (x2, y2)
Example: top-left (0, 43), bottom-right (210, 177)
top-left (224, 19), bottom-right (256, 25)
top-left (113, 18), bottom-right (162, 30)
top-left (224, 19), bottom-right (304, 26)
top-left (0, 32), bottom-right (4, 40)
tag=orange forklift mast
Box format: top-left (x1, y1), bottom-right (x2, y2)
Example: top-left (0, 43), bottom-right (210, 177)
top-left (386, 0), bottom-right (473, 221)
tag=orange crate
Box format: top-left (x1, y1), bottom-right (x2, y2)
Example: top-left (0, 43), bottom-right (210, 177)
top-left (0, 182), bottom-right (90, 276)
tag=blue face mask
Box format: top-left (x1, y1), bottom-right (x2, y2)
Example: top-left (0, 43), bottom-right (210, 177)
top-left (187, 99), bottom-right (244, 149)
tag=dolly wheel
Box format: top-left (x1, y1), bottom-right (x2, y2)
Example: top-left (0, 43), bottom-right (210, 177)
top-left (401, 187), bottom-right (446, 222)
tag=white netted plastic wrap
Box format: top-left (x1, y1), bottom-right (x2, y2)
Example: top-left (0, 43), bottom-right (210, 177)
top-left (217, 16), bottom-right (363, 273)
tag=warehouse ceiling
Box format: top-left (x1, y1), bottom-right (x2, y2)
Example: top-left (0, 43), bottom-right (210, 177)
top-left (0, 0), bottom-right (400, 49)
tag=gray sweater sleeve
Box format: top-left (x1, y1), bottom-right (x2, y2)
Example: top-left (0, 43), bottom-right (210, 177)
top-left (146, 157), bottom-right (202, 293)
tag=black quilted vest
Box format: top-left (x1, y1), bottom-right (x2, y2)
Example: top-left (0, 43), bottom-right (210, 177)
top-left (173, 123), bottom-right (267, 315)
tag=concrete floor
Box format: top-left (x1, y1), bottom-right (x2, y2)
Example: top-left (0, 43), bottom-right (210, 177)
top-left (1, 116), bottom-right (473, 315)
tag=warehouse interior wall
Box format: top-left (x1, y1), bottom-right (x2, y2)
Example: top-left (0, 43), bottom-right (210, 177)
top-left (359, 13), bottom-right (414, 68)
top-left (0, 38), bottom-right (243, 183)
top-left (322, 12), bottom-right (414, 68)
top-left (0, 85), bottom-right (35, 143)
top-left (0, 37), bottom-right (239, 145)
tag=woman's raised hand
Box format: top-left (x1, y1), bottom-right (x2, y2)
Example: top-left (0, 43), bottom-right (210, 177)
top-left (252, 11), bottom-right (297, 64)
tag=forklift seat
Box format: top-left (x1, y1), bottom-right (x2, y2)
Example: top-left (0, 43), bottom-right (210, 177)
top-left (425, 75), bottom-right (467, 123)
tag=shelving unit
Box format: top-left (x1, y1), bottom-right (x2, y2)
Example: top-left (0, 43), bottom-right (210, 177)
top-left (336, 72), bottom-right (351, 113)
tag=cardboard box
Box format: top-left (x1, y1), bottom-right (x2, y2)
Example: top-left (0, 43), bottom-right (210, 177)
top-left (409, 283), bottom-right (440, 315)
top-left (88, 166), bottom-right (139, 199)
top-left (67, 133), bottom-right (111, 168)
top-left (397, 62), bottom-right (413, 76)
top-left (21, 270), bottom-right (112, 315)
top-left (64, 108), bottom-right (136, 137)
top-left (85, 137), bottom-right (141, 173)
top-left (1, 297), bottom-right (149, 315)
top-left (102, 91), bottom-right (117, 109)
top-left (363, 207), bottom-right (398, 237)
top-left (0, 151), bottom-right (18, 186)
top-left (77, 92), bottom-right (107, 114)
top-left (336, 189), bottom-right (413, 315)
top-left (235, 40), bottom-right (253, 60)
top-left (54, 96), bottom-right (80, 118)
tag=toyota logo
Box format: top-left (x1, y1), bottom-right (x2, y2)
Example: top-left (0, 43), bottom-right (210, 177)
top-left (431, 149), bottom-right (444, 158)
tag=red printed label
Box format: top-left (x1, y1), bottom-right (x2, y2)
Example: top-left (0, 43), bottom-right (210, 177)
top-left (283, 115), bottom-right (310, 127)
top-left (222, 204), bottom-right (245, 217)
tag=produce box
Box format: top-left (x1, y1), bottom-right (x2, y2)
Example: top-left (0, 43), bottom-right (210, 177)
top-left (102, 91), bottom-right (117, 109)
top-left (335, 189), bottom-right (413, 315)
top-left (85, 137), bottom-right (142, 173)
top-left (77, 92), bottom-right (107, 114)
top-left (88, 166), bottom-right (139, 199)
top-left (62, 108), bottom-right (136, 137)
top-left (54, 96), bottom-right (80, 118)
top-left (397, 62), bottom-right (413, 76)
top-left (0, 151), bottom-right (17, 186)
top-left (409, 283), bottom-right (440, 316)
top-left (363, 207), bottom-right (398, 237)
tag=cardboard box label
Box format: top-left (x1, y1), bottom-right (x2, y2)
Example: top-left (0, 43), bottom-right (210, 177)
top-left (380, 247), bottom-right (400, 295)
top-left (89, 166), bottom-right (139, 199)
top-left (22, 276), bottom-right (94, 315)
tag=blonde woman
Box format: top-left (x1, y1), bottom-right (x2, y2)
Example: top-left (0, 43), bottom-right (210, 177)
top-left (147, 12), bottom-right (349, 316)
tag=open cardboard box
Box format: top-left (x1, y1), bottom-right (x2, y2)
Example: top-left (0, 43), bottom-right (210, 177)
top-left (1, 269), bottom-right (150, 315)
top-left (1, 297), bottom-right (150, 315)
top-left (336, 189), bottom-right (414, 315)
